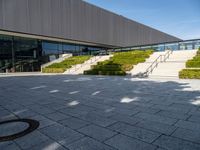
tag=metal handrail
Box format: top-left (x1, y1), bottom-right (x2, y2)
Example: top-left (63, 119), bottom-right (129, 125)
top-left (142, 49), bottom-right (173, 77)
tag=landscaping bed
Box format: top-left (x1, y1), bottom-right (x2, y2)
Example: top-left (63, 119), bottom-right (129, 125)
top-left (84, 50), bottom-right (153, 76)
top-left (179, 69), bottom-right (200, 79)
top-left (179, 48), bottom-right (200, 79)
top-left (42, 55), bottom-right (91, 73)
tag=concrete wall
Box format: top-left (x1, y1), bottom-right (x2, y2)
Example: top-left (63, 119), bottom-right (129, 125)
top-left (0, 0), bottom-right (181, 47)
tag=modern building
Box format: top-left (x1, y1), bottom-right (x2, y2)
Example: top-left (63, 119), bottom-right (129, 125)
top-left (0, 0), bottom-right (181, 72)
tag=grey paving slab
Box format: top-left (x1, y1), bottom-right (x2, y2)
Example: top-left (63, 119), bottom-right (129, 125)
top-left (78, 113), bottom-right (117, 127)
top-left (59, 117), bottom-right (90, 130)
top-left (45, 112), bottom-right (71, 121)
top-left (151, 104), bottom-right (190, 114)
top-left (30, 115), bottom-right (57, 129)
top-left (29, 139), bottom-right (68, 150)
top-left (78, 124), bottom-right (117, 142)
top-left (66, 137), bottom-right (115, 150)
top-left (105, 134), bottom-right (156, 150)
top-left (108, 122), bottom-right (161, 143)
top-left (153, 135), bottom-right (200, 150)
top-left (172, 128), bottom-right (200, 144)
top-left (0, 141), bottom-right (21, 150)
top-left (1, 76), bottom-right (200, 149)
top-left (136, 120), bottom-right (177, 135)
top-left (175, 120), bottom-right (200, 131)
top-left (14, 131), bottom-right (50, 149)
top-left (39, 123), bottom-right (84, 145)
top-left (110, 114), bottom-right (143, 126)
top-left (188, 115), bottom-right (200, 124)
top-left (134, 112), bottom-right (177, 125)
top-left (156, 110), bottom-right (190, 120)
top-left (27, 104), bottom-right (55, 115)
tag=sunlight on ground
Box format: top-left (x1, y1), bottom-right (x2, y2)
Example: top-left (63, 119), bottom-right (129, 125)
top-left (63, 77), bottom-right (91, 83)
top-left (30, 85), bottom-right (47, 90)
top-left (68, 100), bottom-right (80, 106)
top-left (49, 90), bottom-right (59, 93)
top-left (92, 91), bottom-right (101, 96)
top-left (43, 142), bottom-right (61, 150)
top-left (69, 91), bottom-right (79, 94)
top-left (191, 99), bottom-right (200, 106)
top-left (120, 97), bottom-right (139, 103)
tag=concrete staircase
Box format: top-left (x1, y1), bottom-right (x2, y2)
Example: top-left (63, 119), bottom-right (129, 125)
top-left (41, 53), bottom-right (72, 69)
top-left (130, 50), bottom-right (197, 78)
top-left (63, 55), bottom-right (113, 75)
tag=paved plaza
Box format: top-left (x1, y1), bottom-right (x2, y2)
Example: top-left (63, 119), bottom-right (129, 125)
top-left (0, 75), bottom-right (200, 150)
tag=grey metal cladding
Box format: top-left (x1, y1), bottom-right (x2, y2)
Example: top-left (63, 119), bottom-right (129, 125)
top-left (0, 0), bottom-right (181, 47)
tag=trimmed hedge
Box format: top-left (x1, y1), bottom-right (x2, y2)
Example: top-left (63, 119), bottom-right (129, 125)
top-left (197, 47), bottom-right (200, 55)
top-left (42, 68), bottom-right (66, 73)
top-left (186, 60), bottom-right (200, 68)
top-left (185, 48), bottom-right (200, 68)
top-left (42, 55), bottom-right (91, 73)
top-left (84, 49), bottom-right (154, 76)
top-left (179, 69), bottom-right (200, 79)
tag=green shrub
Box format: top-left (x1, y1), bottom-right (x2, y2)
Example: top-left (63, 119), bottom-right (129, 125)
top-left (42, 68), bottom-right (66, 73)
top-left (197, 48), bottom-right (200, 55)
top-left (46, 56), bottom-right (91, 69)
top-left (84, 49), bottom-right (154, 76)
top-left (179, 69), bottom-right (200, 79)
top-left (42, 55), bottom-right (91, 73)
top-left (186, 60), bottom-right (200, 68)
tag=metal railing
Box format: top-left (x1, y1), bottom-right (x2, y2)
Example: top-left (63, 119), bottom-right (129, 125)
top-left (66, 55), bottom-right (102, 74)
top-left (141, 50), bottom-right (173, 77)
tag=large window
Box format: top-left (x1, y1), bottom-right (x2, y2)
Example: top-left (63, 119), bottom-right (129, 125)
top-left (0, 34), bottom-right (104, 72)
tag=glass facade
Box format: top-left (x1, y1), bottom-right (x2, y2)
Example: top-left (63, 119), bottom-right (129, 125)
top-left (117, 39), bottom-right (200, 52)
top-left (0, 34), bottom-right (103, 73)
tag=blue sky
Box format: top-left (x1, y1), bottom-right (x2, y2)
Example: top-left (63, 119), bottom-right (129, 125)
top-left (84, 0), bottom-right (200, 40)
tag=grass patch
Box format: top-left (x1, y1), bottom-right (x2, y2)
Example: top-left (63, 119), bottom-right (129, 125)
top-left (42, 55), bottom-right (91, 73)
top-left (179, 69), bottom-right (200, 79)
top-left (84, 49), bottom-right (153, 76)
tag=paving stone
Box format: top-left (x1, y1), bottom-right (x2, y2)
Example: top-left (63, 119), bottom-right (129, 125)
top-left (45, 112), bottom-right (70, 121)
top-left (136, 120), bottom-right (177, 135)
top-left (135, 112), bottom-right (177, 125)
top-left (133, 106), bottom-right (160, 114)
top-left (157, 110), bottom-right (190, 120)
top-left (151, 104), bottom-right (190, 114)
top-left (0, 141), bottom-right (21, 150)
top-left (28, 104), bottom-right (55, 115)
top-left (43, 102), bottom-right (68, 110)
top-left (59, 117), bottom-right (90, 129)
top-left (188, 115), bottom-right (200, 124)
top-left (29, 139), bottom-right (68, 150)
top-left (30, 115), bottom-right (57, 129)
top-left (58, 105), bottom-right (94, 117)
top-left (153, 135), bottom-right (200, 150)
top-left (172, 128), bottom-right (200, 144)
top-left (110, 114), bottom-right (142, 126)
top-left (1, 75), bottom-right (200, 150)
top-left (169, 103), bottom-right (196, 112)
top-left (14, 131), bottom-right (49, 149)
top-left (39, 124), bottom-right (84, 145)
top-left (105, 134), bottom-right (156, 150)
top-left (108, 122), bottom-right (161, 143)
top-left (175, 120), bottom-right (200, 131)
top-left (78, 124), bottom-right (117, 142)
top-left (14, 109), bottom-right (39, 118)
top-left (78, 113), bottom-right (117, 127)
top-left (66, 137), bottom-right (115, 150)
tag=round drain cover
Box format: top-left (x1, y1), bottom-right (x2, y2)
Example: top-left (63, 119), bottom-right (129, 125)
top-left (0, 119), bottom-right (39, 142)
